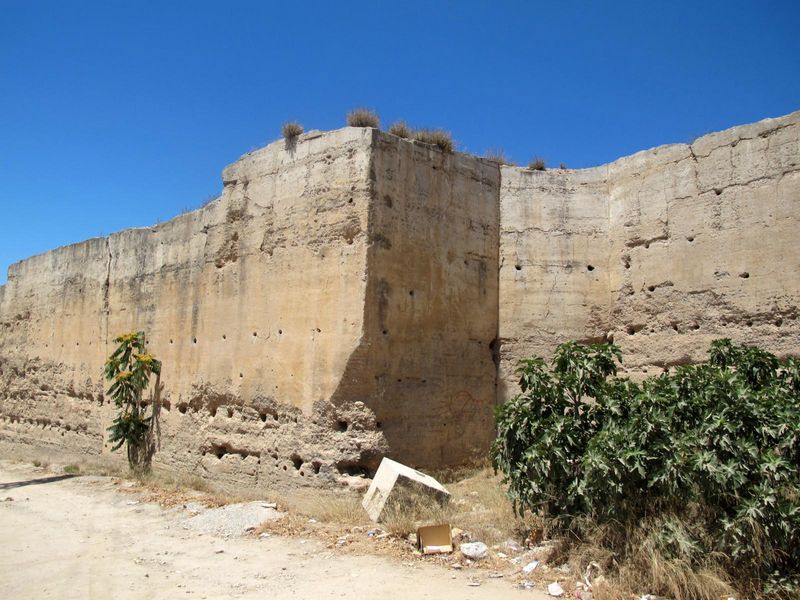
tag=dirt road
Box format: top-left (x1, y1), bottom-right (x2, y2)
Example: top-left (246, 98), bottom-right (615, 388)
top-left (0, 461), bottom-right (546, 599)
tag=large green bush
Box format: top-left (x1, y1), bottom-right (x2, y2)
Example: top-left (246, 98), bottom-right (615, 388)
top-left (491, 339), bottom-right (800, 596)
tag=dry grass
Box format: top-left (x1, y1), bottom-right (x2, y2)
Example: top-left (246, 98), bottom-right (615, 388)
top-left (346, 108), bottom-right (380, 128)
top-left (483, 149), bottom-right (516, 166)
top-left (281, 121), bottom-right (304, 141)
top-left (388, 121), bottom-right (411, 138)
top-left (413, 129), bottom-right (454, 153)
top-left (6, 450), bottom-right (747, 599)
top-left (528, 157), bottom-right (546, 171)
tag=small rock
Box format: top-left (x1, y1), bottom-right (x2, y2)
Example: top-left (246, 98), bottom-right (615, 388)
top-left (548, 582), bottom-right (565, 597)
top-left (460, 542), bottom-right (488, 560)
top-left (214, 549), bottom-right (224, 554)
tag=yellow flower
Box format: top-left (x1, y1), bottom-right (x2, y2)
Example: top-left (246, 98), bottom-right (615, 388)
top-left (115, 371), bottom-right (133, 381)
top-left (135, 354), bottom-right (155, 364)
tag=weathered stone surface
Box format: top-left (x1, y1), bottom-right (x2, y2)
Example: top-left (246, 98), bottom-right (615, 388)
top-left (361, 457), bottom-right (450, 522)
top-left (1, 111), bottom-right (798, 489)
top-left (498, 110), bottom-right (800, 397)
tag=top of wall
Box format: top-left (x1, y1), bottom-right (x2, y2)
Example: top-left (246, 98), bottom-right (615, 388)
top-left (3, 110), bottom-right (798, 287)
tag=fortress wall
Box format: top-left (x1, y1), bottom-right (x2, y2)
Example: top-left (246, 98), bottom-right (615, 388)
top-left (1, 112), bottom-right (798, 484)
top-left (0, 238), bottom-right (110, 455)
top-left (0, 127), bottom-right (391, 490)
top-left (497, 166), bottom-right (611, 399)
top-left (497, 110), bottom-right (800, 398)
top-left (607, 111), bottom-right (800, 373)
top-left (331, 132), bottom-right (501, 467)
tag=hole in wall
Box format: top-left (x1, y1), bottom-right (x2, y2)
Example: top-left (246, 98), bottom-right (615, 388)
top-left (253, 332), bottom-right (257, 337)
top-left (382, 329), bottom-right (388, 335)
top-left (747, 321), bottom-right (754, 327)
top-left (647, 285), bottom-right (656, 292)
top-left (209, 406), bottom-right (216, 417)
top-left (376, 421), bottom-right (382, 429)
top-left (222, 334), bottom-right (226, 340)
top-left (239, 373), bottom-right (243, 378)
top-left (409, 290), bottom-right (414, 296)
top-left (227, 408), bottom-right (234, 418)
top-left (337, 420), bottom-right (349, 432)
top-left (291, 456), bottom-right (304, 470)
top-left (687, 236), bottom-right (694, 242)
top-left (587, 265), bottom-right (595, 271)
top-left (260, 412), bottom-right (267, 422)
top-left (714, 188), bottom-right (723, 196)
top-left (169, 339), bottom-right (173, 344)
top-left (312, 461), bottom-right (321, 474)
top-left (626, 325), bottom-right (637, 335)
top-left (775, 319), bottom-right (783, 327)
top-left (178, 404), bottom-right (188, 414)
top-left (671, 322), bottom-right (679, 332)
top-left (739, 272), bottom-right (750, 279)
top-left (278, 329), bottom-right (283, 335)
top-left (193, 337), bottom-right (197, 344)
top-left (691, 323), bottom-right (700, 330)
top-left (514, 264), bottom-right (522, 271)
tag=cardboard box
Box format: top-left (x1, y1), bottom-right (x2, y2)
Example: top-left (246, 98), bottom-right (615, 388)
top-left (417, 524), bottom-right (453, 554)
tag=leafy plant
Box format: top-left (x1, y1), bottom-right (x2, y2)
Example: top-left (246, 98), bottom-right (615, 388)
top-left (103, 331), bottom-right (162, 473)
top-left (346, 108), bottom-right (380, 128)
top-left (491, 339), bottom-right (800, 598)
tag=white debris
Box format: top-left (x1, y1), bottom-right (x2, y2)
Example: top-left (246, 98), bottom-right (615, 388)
top-left (459, 542), bottom-right (488, 560)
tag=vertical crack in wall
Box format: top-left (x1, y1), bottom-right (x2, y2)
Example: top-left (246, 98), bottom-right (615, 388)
top-left (102, 237), bottom-right (112, 356)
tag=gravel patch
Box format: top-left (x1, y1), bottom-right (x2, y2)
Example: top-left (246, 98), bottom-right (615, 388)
top-left (182, 501), bottom-right (283, 537)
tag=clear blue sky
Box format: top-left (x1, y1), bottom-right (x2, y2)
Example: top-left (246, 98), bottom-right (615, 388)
top-left (1, 1), bottom-right (798, 284)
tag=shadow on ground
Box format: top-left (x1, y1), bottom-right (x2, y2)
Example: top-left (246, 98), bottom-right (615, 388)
top-left (0, 474), bottom-right (77, 491)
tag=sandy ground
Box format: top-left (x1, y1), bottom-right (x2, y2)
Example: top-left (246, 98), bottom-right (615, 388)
top-left (0, 461), bottom-right (547, 599)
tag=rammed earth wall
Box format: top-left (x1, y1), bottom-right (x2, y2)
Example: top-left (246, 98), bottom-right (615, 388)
top-left (1, 111), bottom-right (798, 489)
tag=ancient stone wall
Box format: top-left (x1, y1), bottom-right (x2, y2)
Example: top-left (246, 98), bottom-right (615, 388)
top-left (498, 110), bottom-right (800, 398)
top-left (497, 165), bottom-right (610, 400)
top-left (1, 111), bottom-right (798, 486)
top-left (0, 128), bottom-right (387, 490)
top-left (330, 132), bottom-right (500, 467)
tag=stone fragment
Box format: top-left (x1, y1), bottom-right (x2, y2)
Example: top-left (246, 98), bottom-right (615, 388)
top-left (361, 457), bottom-right (450, 522)
top-left (460, 542), bottom-right (488, 560)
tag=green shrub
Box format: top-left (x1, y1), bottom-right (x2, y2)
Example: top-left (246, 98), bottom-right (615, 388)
top-left (413, 129), bottom-right (454, 153)
top-left (64, 464), bottom-right (80, 474)
top-left (388, 121), bottom-right (411, 138)
top-left (528, 157), bottom-right (546, 170)
top-left (281, 121), bottom-right (304, 141)
top-left (491, 339), bottom-right (800, 597)
top-left (346, 108), bottom-right (380, 128)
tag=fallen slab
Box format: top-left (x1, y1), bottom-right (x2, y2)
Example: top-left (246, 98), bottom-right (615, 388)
top-left (362, 457), bottom-right (450, 522)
